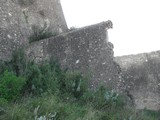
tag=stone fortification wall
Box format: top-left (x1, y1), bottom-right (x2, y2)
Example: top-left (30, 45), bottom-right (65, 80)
top-left (0, 0), bottom-right (67, 61)
top-left (115, 51), bottom-right (160, 110)
top-left (27, 21), bottom-right (121, 89)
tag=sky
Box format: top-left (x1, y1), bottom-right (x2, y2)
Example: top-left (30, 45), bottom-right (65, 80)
top-left (61, 0), bottom-right (160, 56)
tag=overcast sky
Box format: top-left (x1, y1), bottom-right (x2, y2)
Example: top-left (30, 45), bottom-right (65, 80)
top-left (61, 0), bottom-right (160, 56)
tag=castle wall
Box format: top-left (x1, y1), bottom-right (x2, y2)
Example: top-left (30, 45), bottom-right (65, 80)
top-left (0, 0), bottom-right (68, 60)
top-left (115, 52), bottom-right (160, 110)
top-left (27, 22), bottom-right (121, 89)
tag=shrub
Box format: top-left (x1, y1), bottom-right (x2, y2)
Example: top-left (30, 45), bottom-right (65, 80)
top-left (92, 86), bottom-right (107, 109)
top-left (38, 61), bottom-right (58, 93)
top-left (22, 58), bottom-right (66, 96)
top-left (68, 26), bottom-right (78, 31)
top-left (0, 49), bottom-right (89, 98)
top-left (0, 60), bottom-right (11, 76)
top-left (29, 25), bottom-right (57, 43)
top-left (18, 0), bottom-right (34, 6)
top-left (64, 72), bottom-right (88, 98)
top-left (23, 61), bottom-right (42, 95)
top-left (23, 58), bottom-right (88, 98)
top-left (80, 85), bottom-right (125, 111)
top-left (0, 48), bottom-right (27, 77)
top-left (10, 48), bottom-right (27, 76)
top-left (0, 98), bottom-right (8, 106)
top-left (0, 71), bottom-right (25, 101)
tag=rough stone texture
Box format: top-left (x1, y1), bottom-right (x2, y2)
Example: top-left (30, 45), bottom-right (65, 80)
top-left (115, 51), bottom-right (160, 110)
top-left (0, 0), bottom-right (68, 61)
top-left (27, 21), bottom-right (121, 89)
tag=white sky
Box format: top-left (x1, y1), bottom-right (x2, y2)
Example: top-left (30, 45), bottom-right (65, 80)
top-left (61, 0), bottom-right (160, 56)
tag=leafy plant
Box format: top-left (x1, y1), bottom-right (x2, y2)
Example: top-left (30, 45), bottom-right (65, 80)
top-left (68, 26), bottom-right (78, 31)
top-left (0, 48), bottom-right (27, 77)
top-left (23, 61), bottom-right (42, 95)
top-left (0, 60), bottom-right (8, 75)
top-left (17, 0), bottom-right (34, 6)
top-left (0, 71), bottom-right (25, 101)
top-left (10, 48), bottom-right (27, 76)
top-left (104, 90), bottom-right (120, 109)
top-left (64, 72), bottom-right (88, 98)
top-left (29, 25), bottom-right (57, 43)
top-left (24, 60), bottom-right (62, 95)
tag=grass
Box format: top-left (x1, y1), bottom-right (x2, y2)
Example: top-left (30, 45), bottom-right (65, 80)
top-left (0, 95), bottom-right (94, 120)
top-left (0, 94), bottom-right (159, 120)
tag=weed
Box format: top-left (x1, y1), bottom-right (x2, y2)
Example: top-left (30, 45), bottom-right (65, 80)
top-left (29, 25), bottom-right (57, 43)
top-left (17, 0), bottom-right (34, 6)
top-left (0, 71), bottom-right (25, 101)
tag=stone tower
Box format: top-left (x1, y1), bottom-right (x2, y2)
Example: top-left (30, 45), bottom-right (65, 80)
top-left (0, 0), bottom-right (68, 60)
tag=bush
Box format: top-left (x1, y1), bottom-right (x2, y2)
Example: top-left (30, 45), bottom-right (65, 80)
top-left (38, 61), bottom-right (59, 93)
top-left (23, 61), bottom-right (43, 95)
top-left (0, 60), bottom-right (8, 75)
top-left (0, 48), bottom-right (27, 77)
top-left (18, 0), bottom-right (34, 6)
top-left (64, 72), bottom-right (88, 98)
top-left (0, 71), bottom-right (25, 101)
top-left (29, 25), bottom-right (57, 43)
top-left (10, 48), bottom-right (27, 76)
top-left (0, 49), bottom-right (89, 98)
top-left (22, 58), bottom-right (88, 98)
top-left (0, 98), bottom-right (8, 106)
top-left (80, 85), bottom-right (125, 111)
top-left (23, 59), bottom-right (65, 96)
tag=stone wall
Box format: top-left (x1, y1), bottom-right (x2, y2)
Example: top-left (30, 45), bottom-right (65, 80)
top-left (115, 51), bottom-right (160, 110)
top-left (0, 0), bottom-right (67, 61)
top-left (27, 21), bottom-right (121, 89)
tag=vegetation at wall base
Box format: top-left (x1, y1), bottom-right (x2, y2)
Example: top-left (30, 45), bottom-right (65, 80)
top-left (0, 49), bottom-right (159, 120)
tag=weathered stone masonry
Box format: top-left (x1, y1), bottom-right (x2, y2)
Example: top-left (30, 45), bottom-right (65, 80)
top-left (27, 22), bottom-right (121, 89)
top-left (115, 52), bottom-right (160, 110)
top-left (0, 0), bottom-right (67, 60)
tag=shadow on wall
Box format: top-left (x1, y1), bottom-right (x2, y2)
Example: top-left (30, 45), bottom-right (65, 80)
top-left (119, 53), bottom-right (160, 110)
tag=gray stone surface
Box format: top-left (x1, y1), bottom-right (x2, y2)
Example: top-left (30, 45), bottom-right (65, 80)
top-left (115, 51), bottom-right (160, 110)
top-left (27, 21), bottom-right (121, 89)
top-left (0, 0), bottom-right (68, 60)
